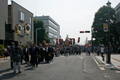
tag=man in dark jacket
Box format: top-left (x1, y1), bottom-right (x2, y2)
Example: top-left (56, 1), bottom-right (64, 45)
top-left (11, 42), bottom-right (22, 73)
top-left (9, 42), bottom-right (15, 69)
top-left (38, 45), bottom-right (45, 63)
top-left (30, 43), bottom-right (39, 67)
top-left (23, 45), bottom-right (29, 64)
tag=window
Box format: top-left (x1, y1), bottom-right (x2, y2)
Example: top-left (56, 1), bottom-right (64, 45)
top-left (20, 12), bottom-right (25, 22)
top-left (20, 26), bottom-right (24, 36)
top-left (49, 26), bottom-right (57, 33)
top-left (30, 17), bottom-right (32, 39)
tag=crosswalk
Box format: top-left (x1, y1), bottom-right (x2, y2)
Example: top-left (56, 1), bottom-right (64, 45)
top-left (0, 59), bottom-right (10, 63)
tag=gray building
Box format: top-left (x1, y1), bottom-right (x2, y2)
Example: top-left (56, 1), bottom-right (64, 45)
top-left (115, 3), bottom-right (120, 42)
top-left (115, 2), bottom-right (120, 23)
top-left (34, 16), bottom-right (60, 45)
top-left (8, 1), bottom-right (34, 45)
top-left (0, 0), bottom-right (8, 44)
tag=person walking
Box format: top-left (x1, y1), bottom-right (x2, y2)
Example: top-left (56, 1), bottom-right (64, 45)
top-left (3, 46), bottom-right (8, 60)
top-left (23, 45), bottom-right (29, 64)
top-left (11, 42), bottom-right (22, 73)
top-left (101, 46), bottom-right (104, 57)
top-left (9, 42), bottom-right (15, 69)
top-left (30, 43), bottom-right (39, 67)
top-left (38, 45), bottom-right (45, 63)
top-left (101, 45), bottom-right (105, 61)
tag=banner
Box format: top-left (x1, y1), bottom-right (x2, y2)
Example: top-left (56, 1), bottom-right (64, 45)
top-left (59, 39), bottom-right (63, 45)
top-left (15, 24), bottom-right (21, 35)
top-left (78, 37), bottom-right (80, 43)
top-left (24, 23), bottom-right (30, 35)
top-left (56, 39), bottom-right (58, 45)
top-left (69, 38), bottom-right (72, 44)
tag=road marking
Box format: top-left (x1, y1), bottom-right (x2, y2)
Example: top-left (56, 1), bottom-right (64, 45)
top-left (112, 58), bottom-right (120, 62)
top-left (104, 75), bottom-right (107, 78)
top-left (103, 73), bottom-right (110, 78)
top-left (91, 55), bottom-right (105, 70)
top-left (0, 70), bottom-right (13, 77)
top-left (100, 67), bottom-right (105, 70)
top-left (116, 71), bottom-right (120, 73)
top-left (78, 56), bottom-right (83, 60)
top-left (0, 59), bottom-right (9, 63)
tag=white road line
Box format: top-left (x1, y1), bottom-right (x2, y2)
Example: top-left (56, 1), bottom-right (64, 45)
top-left (84, 59), bottom-right (86, 72)
top-left (91, 55), bottom-right (105, 70)
top-left (100, 67), bottom-right (105, 70)
top-left (104, 75), bottom-right (107, 78)
top-left (116, 71), bottom-right (120, 73)
top-left (0, 70), bottom-right (13, 76)
top-left (78, 56), bottom-right (83, 60)
top-left (0, 60), bottom-right (9, 63)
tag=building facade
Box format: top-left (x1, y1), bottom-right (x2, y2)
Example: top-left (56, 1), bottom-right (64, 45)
top-left (34, 16), bottom-right (60, 45)
top-left (115, 3), bottom-right (120, 43)
top-left (0, 0), bottom-right (8, 44)
top-left (8, 1), bottom-right (34, 45)
top-left (115, 3), bottom-right (120, 23)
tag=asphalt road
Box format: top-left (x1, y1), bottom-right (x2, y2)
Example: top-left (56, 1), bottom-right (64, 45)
top-left (0, 53), bottom-right (120, 80)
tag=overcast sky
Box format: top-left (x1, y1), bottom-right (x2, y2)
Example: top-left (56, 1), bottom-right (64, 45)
top-left (8, 0), bottom-right (120, 45)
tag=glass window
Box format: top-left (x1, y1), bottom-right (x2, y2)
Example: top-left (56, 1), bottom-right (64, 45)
top-left (20, 26), bottom-right (24, 36)
top-left (20, 12), bottom-right (25, 22)
top-left (49, 26), bottom-right (57, 33)
top-left (30, 17), bottom-right (32, 39)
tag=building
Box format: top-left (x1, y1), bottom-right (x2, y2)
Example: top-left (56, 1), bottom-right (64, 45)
top-left (115, 2), bottom-right (120, 44)
top-left (0, 0), bottom-right (8, 44)
top-left (8, 1), bottom-right (34, 45)
top-left (115, 3), bottom-right (120, 23)
top-left (34, 16), bottom-right (60, 45)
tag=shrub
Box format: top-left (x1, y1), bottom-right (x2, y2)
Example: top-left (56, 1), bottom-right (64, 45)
top-left (0, 44), bottom-right (5, 56)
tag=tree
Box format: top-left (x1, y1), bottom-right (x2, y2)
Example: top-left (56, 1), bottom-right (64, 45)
top-left (34, 19), bottom-right (50, 45)
top-left (92, 6), bottom-right (116, 46)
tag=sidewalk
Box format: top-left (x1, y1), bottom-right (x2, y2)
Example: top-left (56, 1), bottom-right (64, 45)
top-left (94, 53), bottom-right (120, 70)
top-left (0, 56), bottom-right (10, 61)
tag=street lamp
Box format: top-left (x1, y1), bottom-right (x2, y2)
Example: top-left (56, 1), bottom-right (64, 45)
top-left (106, 0), bottom-right (111, 64)
top-left (36, 28), bottom-right (42, 46)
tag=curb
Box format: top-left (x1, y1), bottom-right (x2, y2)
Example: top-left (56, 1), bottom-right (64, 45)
top-left (91, 53), bottom-right (105, 65)
top-left (0, 56), bottom-right (10, 61)
top-left (91, 53), bottom-right (120, 70)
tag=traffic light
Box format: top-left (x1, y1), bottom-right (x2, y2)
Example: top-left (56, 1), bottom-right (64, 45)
top-left (85, 31), bottom-right (90, 33)
top-left (80, 31), bottom-right (84, 33)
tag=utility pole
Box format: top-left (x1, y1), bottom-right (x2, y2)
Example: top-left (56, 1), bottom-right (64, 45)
top-left (106, 0), bottom-right (111, 64)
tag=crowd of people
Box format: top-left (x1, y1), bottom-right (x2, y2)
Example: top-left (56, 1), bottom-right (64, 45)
top-left (5, 42), bottom-right (56, 74)
top-left (3, 42), bottom-right (103, 74)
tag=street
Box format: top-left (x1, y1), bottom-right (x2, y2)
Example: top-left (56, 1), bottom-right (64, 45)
top-left (0, 53), bottom-right (120, 80)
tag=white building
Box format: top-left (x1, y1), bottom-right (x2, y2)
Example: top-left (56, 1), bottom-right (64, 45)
top-left (34, 16), bottom-right (60, 45)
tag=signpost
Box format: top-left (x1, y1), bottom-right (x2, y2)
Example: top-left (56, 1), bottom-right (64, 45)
top-left (103, 23), bottom-right (108, 32)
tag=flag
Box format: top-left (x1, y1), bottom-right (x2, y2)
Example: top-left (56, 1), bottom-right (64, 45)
top-left (78, 37), bottom-right (80, 43)
top-left (56, 39), bottom-right (58, 45)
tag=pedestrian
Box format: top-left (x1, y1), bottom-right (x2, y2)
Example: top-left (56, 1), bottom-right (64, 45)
top-left (101, 46), bottom-right (104, 57)
top-left (38, 44), bottom-right (45, 63)
top-left (19, 45), bottom-right (24, 65)
top-left (11, 42), bottom-right (22, 73)
top-left (45, 45), bottom-right (51, 63)
top-left (97, 47), bottom-right (100, 56)
top-left (23, 45), bottom-right (29, 64)
top-left (3, 46), bottom-right (8, 60)
top-left (9, 42), bottom-right (15, 69)
top-left (30, 43), bottom-right (39, 67)
top-left (87, 46), bottom-right (91, 55)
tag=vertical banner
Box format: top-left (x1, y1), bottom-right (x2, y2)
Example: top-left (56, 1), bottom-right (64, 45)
top-left (59, 39), bottom-right (63, 45)
top-left (56, 38), bottom-right (58, 45)
top-left (69, 38), bottom-right (72, 44)
top-left (72, 38), bottom-right (75, 44)
top-left (78, 37), bottom-right (80, 43)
